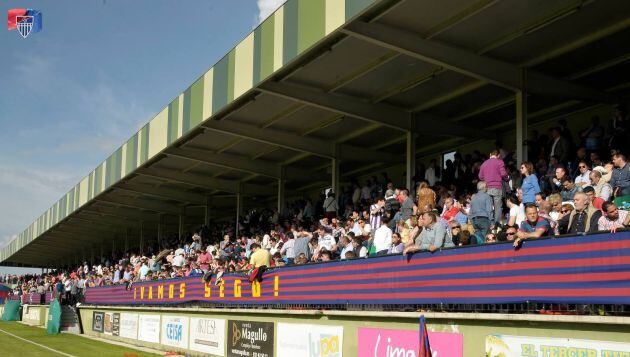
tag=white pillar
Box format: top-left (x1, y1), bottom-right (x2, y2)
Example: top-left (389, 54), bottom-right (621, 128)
top-left (236, 191), bottom-right (243, 237)
top-left (332, 145), bottom-right (340, 201)
top-left (178, 209), bottom-right (185, 243)
top-left (516, 68), bottom-right (528, 165)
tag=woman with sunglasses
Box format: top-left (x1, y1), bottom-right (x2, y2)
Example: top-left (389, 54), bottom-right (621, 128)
top-left (520, 162), bottom-right (541, 205)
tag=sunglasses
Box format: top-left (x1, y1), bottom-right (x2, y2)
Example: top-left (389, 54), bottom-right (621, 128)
top-left (579, 165), bottom-right (587, 168)
top-left (561, 210), bottom-right (569, 214)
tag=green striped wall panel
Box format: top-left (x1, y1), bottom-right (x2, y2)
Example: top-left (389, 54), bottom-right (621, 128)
top-left (2, 0), bottom-right (379, 263)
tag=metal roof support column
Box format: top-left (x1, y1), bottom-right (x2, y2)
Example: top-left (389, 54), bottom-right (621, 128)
top-left (90, 247), bottom-right (94, 266)
top-left (100, 243), bottom-right (104, 264)
top-left (178, 209), bottom-right (185, 244)
top-left (204, 197), bottom-right (212, 226)
top-left (332, 145), bottom-right (340, 201)
top-left (278, 166), bottom-right (285, 215)
top-left (516, 69), bottom-right (528, 165)
top-left (112, 238), bottom-right (116, 258)
top-left (236, 184), bottom-right (243, 237)
top-left (406, 122), bottom-right (417, 191)
top-left (139, 221), bottom-right (144, 256)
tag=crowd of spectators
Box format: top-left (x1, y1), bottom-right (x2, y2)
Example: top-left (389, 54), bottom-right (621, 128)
top-left (2, 113), bottom-right (629, 304)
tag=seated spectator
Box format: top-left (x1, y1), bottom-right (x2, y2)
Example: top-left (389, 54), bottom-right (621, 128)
top-left (574, 160), bottom-right (591, 188)
top-left (550, 166), bottom-right (568, 193)
top-left (535, 193), bottom-right (546, 208)
top-left (515, 204), bottom-right (552, 246)
top-left (441, 196), bottom-right (460, 222)
top-left (598, 202), bottom-right (629, 233)
top-left (583, 186), bottom-right (604, 211)
top-left (344, 251), bottom-right (357, 259)
top-left (388, 233), bottom-right (405, 254)
top-left (403, 212), bottom-right (453, 254)
top-left (538, 200), bottom-right (559, 235)
top-left (506, 194), bottom-right (525, 227)
top-left (498, 224), bottom-right (519, 242)
top-left (351, 236), bottom-right (368, 258)
top-left (564, 192), bottom-right (602, 235)
top-left (590, 169), bottom-right (612, 201)
top-left (561, 177), bottom-right (581, 202)
top-left (337, 236), bottom-right (354, 260)
top-left (249, 243), bottom-right (271, 268)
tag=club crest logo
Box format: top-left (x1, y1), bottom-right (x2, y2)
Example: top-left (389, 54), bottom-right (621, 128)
top-left (7, 9), bottom-right (42, 39)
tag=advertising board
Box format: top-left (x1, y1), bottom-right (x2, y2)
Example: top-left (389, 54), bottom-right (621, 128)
top-left (357, 327), bottom-right (463, 357)
top-left (138, 314), bottom-right (160, 343)
top-left (277, 323), bottom-right (343, 357)
top-left (119, 313), bottom-right (138, 340)
top-left (227, 320), bottom-right (274, 357)
top-left (189, 317), bottom-right (226, 356)
top-left (160, 315), bottom-right (189, 349)
top-left (486, 334), bottom-right (630, 356)
top-left (92, 311), bottom-right (104, 333)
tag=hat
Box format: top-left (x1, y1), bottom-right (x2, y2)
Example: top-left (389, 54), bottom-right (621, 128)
top-left (593, 166), bottom-right (608, 175)
top-left (385, 189), bottom-right (395, 198)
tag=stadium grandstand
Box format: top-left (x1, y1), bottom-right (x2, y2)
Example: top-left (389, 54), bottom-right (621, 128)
top-left (2, 0), bottom-right (630, 355)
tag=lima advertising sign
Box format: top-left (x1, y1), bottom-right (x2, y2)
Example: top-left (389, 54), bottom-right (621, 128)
top-left (277, 323), bottom-right (343, 357)
top-left (357, 327), bottom-right (463, 357)
top-left (161, 315), bottom-right (189, 349)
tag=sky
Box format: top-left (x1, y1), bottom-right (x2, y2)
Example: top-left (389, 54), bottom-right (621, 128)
top-left (0, 0), bottom-right (287, 275)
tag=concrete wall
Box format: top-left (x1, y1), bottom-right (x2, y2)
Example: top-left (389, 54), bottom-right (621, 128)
top-left (20, 305), bottom-right (48, 327)
top-left (78, 306), bottom-right (630, 356)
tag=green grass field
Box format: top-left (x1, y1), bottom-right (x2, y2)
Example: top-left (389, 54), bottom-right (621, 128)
top-left (0, 321), bottom-right (161, 357)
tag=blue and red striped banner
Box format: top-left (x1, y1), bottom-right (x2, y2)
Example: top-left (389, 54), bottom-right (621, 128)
top-left (84, 231), bottom-right (630, 306)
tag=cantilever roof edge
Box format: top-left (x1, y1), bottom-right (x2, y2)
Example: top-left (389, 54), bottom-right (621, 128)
top-left (0, 0), bottom-right (381, 264)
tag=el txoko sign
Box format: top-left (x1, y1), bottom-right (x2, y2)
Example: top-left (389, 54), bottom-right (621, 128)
top-left (131, 275), bottom-right (280, 302)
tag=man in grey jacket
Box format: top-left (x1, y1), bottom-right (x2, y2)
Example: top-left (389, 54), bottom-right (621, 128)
top-left (470, 181), bottom-right (494, 244)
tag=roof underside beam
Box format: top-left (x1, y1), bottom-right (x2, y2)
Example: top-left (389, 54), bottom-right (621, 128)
top-left (202, 119), bottom-right (400, 163)
top-left (342, 21), bottom-right (619, 104)
top-left (114, 181), bottom-right (206, 206)
top-left (94, 195), bottom-right (183, 216)
top-left (135, 167), bottom-right (277, 196)
top-left (258, 81), bottom-right (494, 139)
top-left (165, 147), bottom-right (329, 182)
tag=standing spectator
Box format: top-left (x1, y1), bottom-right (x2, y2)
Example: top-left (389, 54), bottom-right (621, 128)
top-left (580, 115), bottom-right (605, 153)
top-left (590, 170), bottom-right (612, 201)
top-left (565, 192), bottom-right (602, 235)
top-left (549, 127), bottom-right (570, 164)
top-left (470, 181), bottom-right (494, 242)
top-left (399, 189), bottom-right (416, 222)
top-left (520, 162), bottom-right (540, 205)
top-left (323, 191), bottom-right (338, 219)
top-left (416, 182), bottom-right (436, 212)
top-left (369, 197), bottom-right (385, 229)
top-left (373, 217), bottom-right (392, 255)
top-left (598, 202), bottom-right (629, 232)
top-left (425, 159), bottom-right (440, 186)
top-left (478, 150), bottom-right (509, 225)
top-left (611, 153), bottom-right (630, 197)
top-left (506, 194), bottom-right (525, 227)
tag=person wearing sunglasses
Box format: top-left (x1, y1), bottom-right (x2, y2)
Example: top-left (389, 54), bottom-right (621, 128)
top-left (574, 160), bottom-right (591, 188)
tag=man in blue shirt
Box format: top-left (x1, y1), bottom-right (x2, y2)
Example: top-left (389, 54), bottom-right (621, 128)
top-left (612, 154), bottom-right (630, 197)
top-left (514, 204), bottom-right (552, 248)
top-left (470, 181), bottom-right (494, 243)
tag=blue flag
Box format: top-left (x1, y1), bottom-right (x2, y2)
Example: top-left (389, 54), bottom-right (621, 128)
top-left (419, 315), bottom-right (432, 357)
top-left (25, 9), bottom-right (42, 33)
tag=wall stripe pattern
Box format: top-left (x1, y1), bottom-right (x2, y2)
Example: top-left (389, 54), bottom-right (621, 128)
top-left (0, 0), bottom-right (377, 263)
top-left (84, 232), bottom-right (630, 306)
